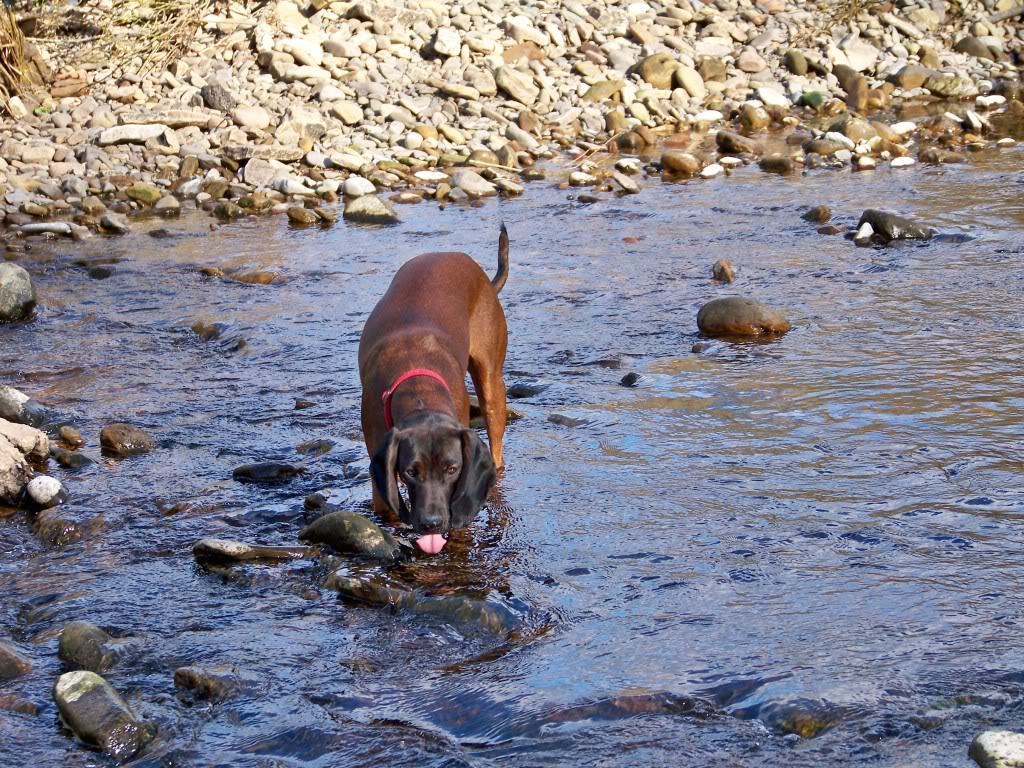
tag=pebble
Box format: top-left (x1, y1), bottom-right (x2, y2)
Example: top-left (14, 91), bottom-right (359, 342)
top-left (891, 157), bottom-right (916, 169)
top-left (700, 164), bottom-right (724, 179)
top-left (343, 176), bottom-right (376, 197)
top-left (287, 207), bottom-right (319, 225)
top-left (53, 671), bottom-right (154, 761)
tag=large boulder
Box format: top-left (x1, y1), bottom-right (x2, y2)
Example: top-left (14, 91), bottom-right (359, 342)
top-left (970, 730), bottom-right (1024, 768)
top-left (53, 671), bottom-right (155, 761)
top-left (857, 209), bottom-right (933, 242)
top-left (696, 297), bottom-right (791, 337)
top-left (0, 264), bottom-right (36, 322)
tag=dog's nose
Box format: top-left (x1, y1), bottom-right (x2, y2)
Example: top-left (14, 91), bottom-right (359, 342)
top-left (419, 511), bottom-right (445, 533)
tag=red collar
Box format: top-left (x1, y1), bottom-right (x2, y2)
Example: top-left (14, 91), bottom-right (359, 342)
top-left (382, 368), bottom-right (451, 429)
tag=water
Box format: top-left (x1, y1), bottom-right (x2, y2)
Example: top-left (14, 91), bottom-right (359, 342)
top-left (2, 146), bottom-right (1024, 767)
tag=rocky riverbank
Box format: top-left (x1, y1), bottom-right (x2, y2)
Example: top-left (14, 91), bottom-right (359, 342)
top-left (0, 0), bottom-right (1022, 240)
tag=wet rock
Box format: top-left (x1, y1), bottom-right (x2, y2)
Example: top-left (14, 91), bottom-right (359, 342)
top-left (414, 594), bottom-right (517, 635)
top-left (343, 195), bottom-right (399, 224)
top-left (697, 297), bottom-right (791, 338)
top-left (287, 206), bottom-right (319, 225)
top-left (0, 385), bottom-right (48, 427)
top-left (26, 475), bottom-right (66, 509)
top-left (0, 639), bottom-right (31, 680)
top-left (857, 210), bottom-right (933, 242)
top-left (1, 418), bottom-right (49, 503)
top-left (53, 670), bottom-right (154, 761)
top-left (173, 665), bottom-right (240, 701)
top-left (193, 538), bottom-right (315, 563)
top-left (920, 147), bottom-right (966, 164)
top-left (299, 511), bottom-right (402, 563)
top-left (506, 382), bottom-right (547, 399)
top-left (619, 372), bottom-right (642, 387)
top-left (296, 438), bottom-right (334, 456)
top-left (661, 151), bottom-right (700, 176)
top-left (970, 730), bottom-right (1024, 768)
top-left (802, 205), bottom-right (831, 223)
top-left (712, 259), bottom-right (736, 283)
top-left (740, 103), bottom-right (771, 132)
top-left (232, 462), bottom-right (303, 483)
top-left (51, 446), bottom-right (93, 470)
top-left (0, 693), bottom-right (38, 715)
top-left (325, 572), bottom-right (412, 607)
top-left (716, 130), bottom-right (762, 156)
top-left (0, 264), bottom-right (36, 322)
top-left (99, 214), bottom-right (130, 234)
top-left (60, 426), bottom-right (84, 447)
top-left (58, 621), bottom-right (122, 673)
top-left (451, 168), bottom-right (497, 197)
top-left (759, 155), bottom-right (794, 175)
top-left (33, 506), bottom-right (100, 548)
top-left (691, 342), bottom-right (711, 353)
top-left (100, 424), bottom-right (155, 456)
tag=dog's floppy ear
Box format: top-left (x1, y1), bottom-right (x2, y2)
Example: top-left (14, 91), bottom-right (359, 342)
top-left (450, 429), bottom-right (496, 527)
top-left (370, 429), bottom-right (405, 516)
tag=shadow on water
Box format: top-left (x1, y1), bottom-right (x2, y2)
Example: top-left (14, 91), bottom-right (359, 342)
top-left (2, 146), bottom-right (1024, 766)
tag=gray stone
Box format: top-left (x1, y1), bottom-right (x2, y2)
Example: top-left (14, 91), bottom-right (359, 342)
top-left (857, 209), bottom-right (933, 242)
top-left (27, 475), bottom-right (66, 508)
top-left (53, 671), bottom-right (154, 761)
top-left (97, 124), bottom-right (171, 146)
top-left (243, 157), bottom-right (284, 187)
top-left (494, 67), bottom-right (539, 105)
top-left (0, 640), bottom-right (31, 680)
top-left (343, 195), bottom-right (399, 224)
top-left (99, 214), bottom-right (130, 234)
top-left (299, 511), bottom-right (402, 563)
top-left (971, 731), bottom-right (1024, 768)
top-left (200, 83), bottom-right (238, 111)
top-left (452, 168), bottom-right (497, 197)
top-left (0, 264), bottom-right (36, 322)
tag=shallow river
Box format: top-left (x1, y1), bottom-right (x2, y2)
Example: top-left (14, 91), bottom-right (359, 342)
top-left (3, 145), bottom-right (1024, 767)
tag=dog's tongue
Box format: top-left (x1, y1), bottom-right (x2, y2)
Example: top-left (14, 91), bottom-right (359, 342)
top-left (415, 534), bottom-right (447, 554)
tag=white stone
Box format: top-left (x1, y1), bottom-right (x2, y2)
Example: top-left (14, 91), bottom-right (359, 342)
top-left (568, 171), bottom-right (596, 186)
top-left (890, 157), bottom-right (916, 168)
top-left (854, 221), bottom-right (874, 242)
top-left (329, 153), bottom-right (366, 172)
top-left (231, 105), bottom-right (271, 131)
top-left (856, 156), bottom-right (876, 170)
top-left (452, 168), bottom-right (497, 197)
top-left (27, 475), bottom-right (64, 508)
top-left (700, 163), bottom-right (724, 178)
top-left (757, 86), bottom-right (790, 108)
top-left (977, 94), bottom-right (1006, 109)
top-left (277, 38), bottom-right (323, 67)
top-left (693, 110), bottom-right (724, 122)
top-left (719, 156), bottom-right (743, 167)
top-left (676, 67), bottom-right (705, 100)
top-left (273, 177), bottom-right (316, 196)
top-left (890, 121), bottom-right (916, 136)
top-left (243, 157), bottom-right (287, 187)
top-left (414, 170), bottom-right (449, 182)
top-left (344, 176), bottom-right (376, 196)
top-left (432, 27), bottom-right (462, 57)
top-left (330, 101), bottom-right (363, 126)
top-left (614, 158), bottom-right (642, 174)
top-left (970, 730), bottom-right (1024, 768)
top-left (997, 137), bottom-right (1016, 147)
top-left (97, 124), bottom-right (170, 145)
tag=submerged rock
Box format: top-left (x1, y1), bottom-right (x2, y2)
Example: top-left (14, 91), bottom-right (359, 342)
top-left (58, 621), bottom-right (125, 674)
top-left (232, 461), bottom-right (304, 483)
top-left (697, 297), bottom-right (791, 338)
top-left (712, 259), bottom-right (736, 283)
top-left (193, 538), bottom-right (315, 563)
top-left (173, 665), bottom-right (240, 701)
top-left (857, 209), bottom-right (933, 242)
top-left (970, 730), bottom-right (1024, 768)
top-left (99, 424), bottom-right (155, 456)
top-left (0, 639), bottom-right (32, 680)
top-left (300, 511), bottom-right (402, 563)
top-left (0, 264), bottom-right (36, 322)
top-left (343, 195), bottom-right (399, 224)
top-left (325, 572), bottom-right (517, 634)
top-left (802, 205), bottom-right (831, 223)
top-left (53, 670), bottom-right (155, 761)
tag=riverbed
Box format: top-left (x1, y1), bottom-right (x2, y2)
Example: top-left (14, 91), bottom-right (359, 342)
top-left (2, 148), bottom-right (1024, 766)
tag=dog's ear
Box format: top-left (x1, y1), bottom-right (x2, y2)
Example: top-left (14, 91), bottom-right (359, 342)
top-left (370, 430), bottom-right (405, 516)
top-left (450, 429), bottom-right (496, 528)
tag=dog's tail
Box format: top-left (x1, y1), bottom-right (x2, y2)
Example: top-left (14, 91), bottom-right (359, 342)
top-left (492, 223), bottom-right (510, 294)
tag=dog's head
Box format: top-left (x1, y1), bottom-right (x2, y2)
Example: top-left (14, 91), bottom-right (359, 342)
top-left (370, 411), bottom-right (496, 553)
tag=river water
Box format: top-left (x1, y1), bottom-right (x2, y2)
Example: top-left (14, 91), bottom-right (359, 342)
top-left (2, 144), bottom-right (1024, 767)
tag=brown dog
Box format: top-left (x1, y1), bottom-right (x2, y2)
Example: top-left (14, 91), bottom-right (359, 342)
top-left (359, 225), bottom-right (509, 554)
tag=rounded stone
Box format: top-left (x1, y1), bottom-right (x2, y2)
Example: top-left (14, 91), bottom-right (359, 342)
top-left (99, 424), bottom-right (155, 456)
top-left (0, 264), bottom-right (36, 322)
top-left (696, 297), bottom-right (791, 337)
top-left (27, 475), bottom-right (66, 509)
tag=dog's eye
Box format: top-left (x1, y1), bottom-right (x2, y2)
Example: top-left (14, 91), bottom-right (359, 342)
top-left (404, 467), bottom-right (419, 481)
top-left (445, 465), bottom-right (458, 476)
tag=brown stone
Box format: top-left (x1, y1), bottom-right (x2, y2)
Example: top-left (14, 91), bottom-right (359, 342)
top-left (697, 297), bottom-right (791, 337)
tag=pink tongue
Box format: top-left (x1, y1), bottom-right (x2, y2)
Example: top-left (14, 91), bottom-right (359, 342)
top-left (415, 534), bottom-right (447, 554)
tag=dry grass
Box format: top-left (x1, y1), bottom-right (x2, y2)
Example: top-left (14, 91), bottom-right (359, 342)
top-left (0, 7), bottom-right (28, 117)
top-left (105, 0), bottom-right (214, 75)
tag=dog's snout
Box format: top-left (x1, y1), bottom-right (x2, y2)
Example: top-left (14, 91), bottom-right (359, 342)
top-left (418, 509), bottom-right (446, 533)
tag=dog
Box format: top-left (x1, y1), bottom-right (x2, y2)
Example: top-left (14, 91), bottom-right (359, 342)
top-left (359, 225), bottom-right (509, 554)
